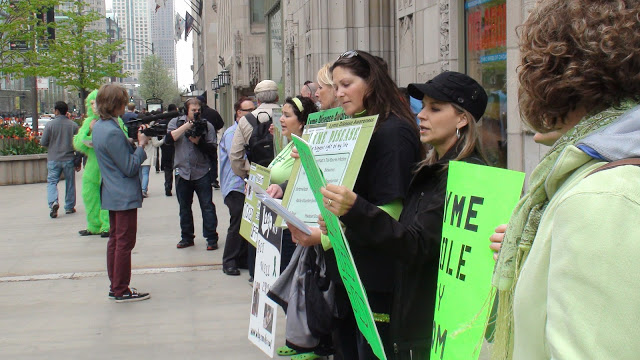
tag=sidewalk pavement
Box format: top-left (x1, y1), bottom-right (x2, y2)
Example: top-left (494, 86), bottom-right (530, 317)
top-left (0, 170), bottom-right (285, 359)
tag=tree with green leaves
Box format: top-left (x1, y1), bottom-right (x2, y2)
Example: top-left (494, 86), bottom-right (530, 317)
top-left (43, 0), bottom-right (126, 115)
top-left (138, 54), bottom-right (181, 108)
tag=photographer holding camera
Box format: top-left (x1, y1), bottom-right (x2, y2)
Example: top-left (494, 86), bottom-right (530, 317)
top-left (165, 98), bottom-right (220, 250)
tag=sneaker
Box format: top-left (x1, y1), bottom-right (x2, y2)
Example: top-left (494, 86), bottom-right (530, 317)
top-left (78, 229), bottom-right (99, 236)
top-left (114, 288), bottom-right (150, 303)
top-left (50, 202), bottom-right (59, 218)
top-left (206, 243), bottom-right (219, 251)
top-left (108, 291), bottom-right (115, 300)
top-left (65, 208), bottom-right (76, 214)
top-left (176, 240), bottom-right (194, 249)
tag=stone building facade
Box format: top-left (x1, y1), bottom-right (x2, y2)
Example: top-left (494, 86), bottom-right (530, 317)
top-left (194, 0), bottom-right (550, 179)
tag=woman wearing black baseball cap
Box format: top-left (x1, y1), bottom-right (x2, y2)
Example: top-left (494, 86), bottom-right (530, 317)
top-left (317, 71), bottom-right (488, 359)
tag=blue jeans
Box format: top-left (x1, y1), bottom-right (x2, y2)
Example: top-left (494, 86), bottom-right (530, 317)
top-left (47, 160), bottom-right (76, 210)
top-left (139, 165), bottom-right (151, 192)
top-left (175, 171), bottom-right (219, 244)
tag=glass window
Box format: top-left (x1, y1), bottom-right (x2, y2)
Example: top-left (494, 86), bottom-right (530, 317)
top-left (251, 0), bottom-right (265, 24)
top-left (465, 0), bottom-right (507, 168)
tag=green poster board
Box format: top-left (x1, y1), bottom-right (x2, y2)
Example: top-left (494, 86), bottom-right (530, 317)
top-left (240, 163), bottom-right (271, 246)
top-left (431, 161), bottom-right (524, 360)
top-left (277, 116), bottom-right (377, 227)
top-left (306, 106), bottom-right (349, 125)
top-left (291, 135), bottom-right (386, 360)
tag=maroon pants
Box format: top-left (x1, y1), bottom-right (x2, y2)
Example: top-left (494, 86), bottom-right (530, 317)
top-left (107, 209), bottom-right (138, 297)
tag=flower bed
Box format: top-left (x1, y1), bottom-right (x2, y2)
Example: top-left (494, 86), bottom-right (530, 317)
top-left (0, 124), bottom-right (49, 185)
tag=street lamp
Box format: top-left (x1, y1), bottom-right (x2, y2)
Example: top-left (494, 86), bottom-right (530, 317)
top-left (211, 78), bottom-right (219, 91)
top-left (219, 69), bottom-right (231, 86)
top-left (124, 38), bottom-right (154, 54)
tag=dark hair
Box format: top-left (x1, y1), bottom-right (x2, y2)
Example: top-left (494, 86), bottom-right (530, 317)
top-left (331, 50), bottom-right (418, 133)
top-left (303, 80), bottom-right (312, 85)
top-left (54, 101), bottom-right (68, 115)
top-left (284, 96), bottom-right (318, 126)
top-left (234, 96), bottom-right (253, 113)
top-left (96, 84), bottom-right (128, 119)
top-left (167, 104), bottom-right (177, 111)
top-left (518, 0), bottom-right (640, 132)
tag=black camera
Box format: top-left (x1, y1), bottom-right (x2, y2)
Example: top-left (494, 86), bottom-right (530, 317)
top-left (185, 111), bottom-right (208, 138)
top-left (126, 110), bottom-right (182, 140)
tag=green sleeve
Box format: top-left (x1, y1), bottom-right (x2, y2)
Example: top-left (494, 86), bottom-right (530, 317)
top-left (73, 117), bottom-right (95, 154)
top-left (321, 198), bottom-right (403, 250)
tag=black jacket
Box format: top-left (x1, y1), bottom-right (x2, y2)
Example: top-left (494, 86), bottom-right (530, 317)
top-left (201, 105), bottom-right (224, 131)
top-left (340, 142), bottom-right (484, 358)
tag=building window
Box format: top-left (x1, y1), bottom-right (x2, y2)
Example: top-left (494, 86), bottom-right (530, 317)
top-left (250, 0), bottom-right (265, 24)
top-left (465, 0), bottom-right (507, 168)
top-left (267, 3), bottom-right (282, 98)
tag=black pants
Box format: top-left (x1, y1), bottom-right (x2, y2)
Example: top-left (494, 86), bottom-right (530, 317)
top-left (222, 191), bottom-right (247, 268)
top-left (164, 168), bottom-right (173, 192)
top-left (280, 229), bottom-right (296, 273)
top-left (331, 289), bottom-right (392, 360)
top-left (209, 152), bottom-right (219, 185)
top-left (175, 172), bottom-right (219, 244)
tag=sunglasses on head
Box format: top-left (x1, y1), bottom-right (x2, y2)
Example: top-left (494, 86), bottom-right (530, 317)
top-left (338, 50), bottom-right (358, 60)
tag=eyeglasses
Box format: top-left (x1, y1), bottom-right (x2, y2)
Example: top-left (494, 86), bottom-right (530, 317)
top-left (240, 108), bottom-right (255, 112)
top-left (337, 50), bottom-right (358, 60)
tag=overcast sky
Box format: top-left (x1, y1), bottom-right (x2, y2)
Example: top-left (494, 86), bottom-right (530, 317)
top-left (105, 0), bottom-right (194, 89)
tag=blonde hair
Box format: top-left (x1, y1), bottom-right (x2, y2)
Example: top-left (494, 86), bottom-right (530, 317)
top-left (418, 103), bottom-right (483, 171)
top-left (96, 84), bottom-right (129, 120)
top-left (316, 62), bottom-right (334, 87)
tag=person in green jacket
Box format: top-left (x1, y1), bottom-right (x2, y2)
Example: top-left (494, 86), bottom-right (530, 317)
top-left (73, 89), bottom-right (127, 237)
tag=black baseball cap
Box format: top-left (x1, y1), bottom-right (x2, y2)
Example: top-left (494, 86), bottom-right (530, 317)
top-left (408, 71), bottom-right (488, 121)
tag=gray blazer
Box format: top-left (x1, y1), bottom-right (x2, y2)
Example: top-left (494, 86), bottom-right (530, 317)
top-left (92, 117), bottom-right (147, 211)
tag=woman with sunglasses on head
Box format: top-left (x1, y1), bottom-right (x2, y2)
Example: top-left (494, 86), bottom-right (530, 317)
top-left (315, 72), bottom-right (487, 359)
top-left (288, 50), bottom-right (423, 359)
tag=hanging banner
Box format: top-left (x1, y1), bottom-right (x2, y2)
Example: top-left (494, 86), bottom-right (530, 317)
top-left (292, 134), bottom-right (386, 360)
top-left (240, 164), bottom-right (271, 246)
top-left (248, 202), bottom-right (283, 357)
top-left (431, 161), bottom-right (524, 360)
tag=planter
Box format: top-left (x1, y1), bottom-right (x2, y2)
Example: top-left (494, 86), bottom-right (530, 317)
top-left (0, 153), bottom-right (49, 185)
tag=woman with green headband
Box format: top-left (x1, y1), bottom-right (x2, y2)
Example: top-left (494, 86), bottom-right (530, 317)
top-left (266, 96), bottom-right (318, 272)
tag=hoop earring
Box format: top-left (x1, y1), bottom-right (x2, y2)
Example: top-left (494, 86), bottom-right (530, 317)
top-left (456, 128), bottom-right (461, 139)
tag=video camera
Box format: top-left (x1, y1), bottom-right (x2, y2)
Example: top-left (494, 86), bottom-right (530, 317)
top-left (184, 111), bottom-right (208, 138)
top-left (126, 110), bottom-right (182, 139)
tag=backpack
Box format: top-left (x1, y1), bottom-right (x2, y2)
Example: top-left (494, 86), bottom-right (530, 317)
top-left (244, 111), bottom-right (274, 167)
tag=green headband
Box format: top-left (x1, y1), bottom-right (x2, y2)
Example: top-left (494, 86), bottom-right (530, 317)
top-left (291, 97), bottom-right (304, 113)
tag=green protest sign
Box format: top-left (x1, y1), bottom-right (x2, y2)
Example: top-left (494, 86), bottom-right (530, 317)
top-left (431, 161), bottom-right (524, 360)
top-left (291, 134), bottom-right (386, 360)
top-left (239, 164), bottom-right (271, 246)
top-left (306, 106), bottom-right (349, 125)
top-left (278, 116), bottom-right (377, 227)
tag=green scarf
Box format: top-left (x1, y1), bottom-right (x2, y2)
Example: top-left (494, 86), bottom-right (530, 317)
top-left (490, 99), bottom-right (637, 360)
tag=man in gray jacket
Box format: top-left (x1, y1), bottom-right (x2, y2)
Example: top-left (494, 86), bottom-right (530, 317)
top-left (92, 84), bottom-right (150, 303)
top-left (41, 101), bottom-right (79, 218)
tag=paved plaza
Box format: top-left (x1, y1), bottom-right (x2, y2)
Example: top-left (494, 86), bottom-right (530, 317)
top-left (0, 170), bottom-right (284, 359)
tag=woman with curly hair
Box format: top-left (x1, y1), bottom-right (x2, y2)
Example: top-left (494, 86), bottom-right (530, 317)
top-left (491, 1), bottom-right (640, 358)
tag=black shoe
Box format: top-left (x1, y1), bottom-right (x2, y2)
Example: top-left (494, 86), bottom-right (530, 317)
top-left (212, 181), bottom-right (220, 189)
top-left (65, 208), bottom-right (76, 214)
top-left (206, 243), bottom-right (219, 251)
top-left (165, 190), bottom-right (172, 196)
top-left (78, 229), bottom-right (99, 236)
top-left (100, 231), bottom-right (110, 238)
top-left (50, 202), bottom-right (59, 218)
top-left (177, 240), bottom-right (194, 249)
top-left (108, 291), bottom-right (115, 300)
top-left (223, 266), bottom-right (241, 276)
top-left (248, 277), bottom-right (254, 287)
top-left (114, 288), bottom-right (150, 303)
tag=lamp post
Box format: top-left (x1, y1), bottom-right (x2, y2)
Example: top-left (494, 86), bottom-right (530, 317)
top-left (124, 38), bottom-right (154, 54)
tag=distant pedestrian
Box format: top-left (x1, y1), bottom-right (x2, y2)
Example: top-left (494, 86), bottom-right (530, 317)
top-left (92, 83), bottom-right (150, 303)
top-left (121, 102), bottom-right (138, 124)
top-left (41, 101), bottom-right (80, 218)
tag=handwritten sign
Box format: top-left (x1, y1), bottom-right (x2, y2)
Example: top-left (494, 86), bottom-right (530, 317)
top-left (292, 135), bottom-right (386, 360)
top-left (431, 161), bottom-right (523, 360)
top-left (248, 202), bottom-right (283, 357)
top-left (240, 164), bottom-right (271, 246)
